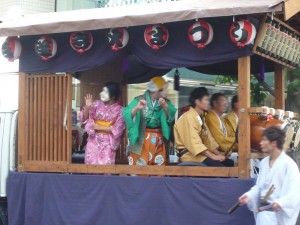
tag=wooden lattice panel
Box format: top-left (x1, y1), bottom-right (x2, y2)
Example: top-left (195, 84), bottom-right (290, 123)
top-left (18, 73), bottom-right (72, 171)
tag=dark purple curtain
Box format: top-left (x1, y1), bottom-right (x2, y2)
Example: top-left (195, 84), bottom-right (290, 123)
top-left (188, 55), bottom-right (274, 76)
top-left (19, 16), bottom-right (258, 75)
top-left (19, 30), bottom-right (124, 73)
top-left (8, 172), bottom-right (256, 225)
top-left (130, 17), bottom-right (254, 69)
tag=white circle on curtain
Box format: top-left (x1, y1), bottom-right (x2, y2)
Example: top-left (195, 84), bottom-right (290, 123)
top-left (188, 20), bottom-right (214, 48)
top-left (229, 20), bottom-right (257, 47)
top-left (144, 24), bottom-right (169, 50)
top-left (106, 28), bottom-right (129, 51)
top-left (34, 35), bottom-right (57, 61)
top-left (70, 31), bottom-right (93, 54)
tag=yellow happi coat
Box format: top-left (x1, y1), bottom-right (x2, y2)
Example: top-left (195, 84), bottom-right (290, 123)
top-left (223, 111), bottom-right (238, 132)
top-left (205, 110), bottom-right (237, 154)
top-left (174, 107), bottom-right (219, 162)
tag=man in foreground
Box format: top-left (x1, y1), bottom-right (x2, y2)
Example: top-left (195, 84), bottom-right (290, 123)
top-left (239, 126), bottom-right (300, 225)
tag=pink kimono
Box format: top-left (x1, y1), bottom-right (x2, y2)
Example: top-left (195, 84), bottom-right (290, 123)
top-left (79, 100), bottom-right (125, 165)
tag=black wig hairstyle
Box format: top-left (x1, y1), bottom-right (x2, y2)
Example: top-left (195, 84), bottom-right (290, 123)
top-left (104, 82), bottom-right (120, 100)
top-left (210, 93), bottom-right (226, 108)
top-left (189, 87), bottom-right (209, 108)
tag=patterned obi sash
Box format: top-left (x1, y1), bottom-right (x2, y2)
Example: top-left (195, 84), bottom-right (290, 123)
top-left (94, 119), bottom-right (112, 134)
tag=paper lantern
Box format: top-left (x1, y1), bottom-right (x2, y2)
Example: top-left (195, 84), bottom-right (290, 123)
top-left (144, 24), bottom-right (169, 50)
top-left (106, 28), bottom-right (129, 51)
top-left (230, 20), bottom-right (256, 47)
top-left (34, 35), bottom-right (57, 60)
top-left (1, 37), bottom-right (22, 62)
top-left (188, 20), bottom-right (214, 48)
top-left (70, 31), bottom-right (93, 53)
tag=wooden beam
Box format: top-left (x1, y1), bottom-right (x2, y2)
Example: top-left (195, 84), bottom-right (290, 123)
top-left (21, 162), bottom-right (239, 177)
top-left (18, 73), bottom-right (26, 172)
top-left (67, 73), bottom-right (73, 164)
top-left (238, 57), bottom-right (251, 178)
top-left (274, 64), bottom-right (285, 110)
top-left (284, 0), bottom-right (300, 21)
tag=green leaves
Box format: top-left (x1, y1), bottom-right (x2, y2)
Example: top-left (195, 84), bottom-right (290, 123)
top-left (250, 81), bottom-right (268, 106)
top-left (214, 75), bottom-right (268, 106)
top-left (214, 75), bottom-right (237, 85)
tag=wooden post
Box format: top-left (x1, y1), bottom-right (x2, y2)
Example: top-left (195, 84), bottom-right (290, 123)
top-left (67, 73), bottom-right (73, 164)
top-left (274, 64), bottom-right (285, 110)
top-left (238, 57), bottom-right (251, 178)
top-left (18, 73), bottom-right (26, 172)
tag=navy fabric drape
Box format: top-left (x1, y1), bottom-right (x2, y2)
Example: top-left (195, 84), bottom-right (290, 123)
top-left (19, 17), bottom-right (258, 74)
top-left (130, 17), bottom-right (254, 69)
top-left (8, 172), bottom-right (255, 225)
top-left (19, 30), bottom-right (123, 73)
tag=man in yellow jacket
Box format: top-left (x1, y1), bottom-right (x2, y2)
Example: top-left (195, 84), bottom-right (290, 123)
top-left (205, 93), bottom-right (237, 156)
top-left (174, 88), bottom-right (234, 167)
top-left (223, 95), bottom-right (238, 133)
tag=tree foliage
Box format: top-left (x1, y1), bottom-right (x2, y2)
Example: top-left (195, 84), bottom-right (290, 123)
top-left (214, 75), bottom-right (268, 106)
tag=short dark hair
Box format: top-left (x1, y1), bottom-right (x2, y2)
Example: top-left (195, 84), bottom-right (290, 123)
top-left (189, 87), bottom-right (209, 108)
top-left (210, 93), bottom-right (225, 107)
top-left (263, 126), bottom-right (285, 150)
top-left (231, 95), bottom-right (238, 109)
top-left (105, 82), bottom-right (120, 100)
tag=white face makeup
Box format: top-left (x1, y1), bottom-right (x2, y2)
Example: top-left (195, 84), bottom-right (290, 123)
top-left (100, 87), bottom-right (110, 102)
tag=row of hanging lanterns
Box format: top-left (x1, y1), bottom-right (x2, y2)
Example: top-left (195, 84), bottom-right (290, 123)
top-left (1, 19), bottom-right (256, 62)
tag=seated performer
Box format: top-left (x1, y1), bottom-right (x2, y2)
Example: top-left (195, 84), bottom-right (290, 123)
top-left (123, 76), bottom-right (177, 166)
top-left (79, 82), bottom-right (125, 165)
top-left (174, 87), bottom-right (234, 167)
top-left (224, 95), bottom-right (238, 133)
top-left (205, 93), bottom-right (237, 156)
top-left (239, 126), bottom-right (300, 225)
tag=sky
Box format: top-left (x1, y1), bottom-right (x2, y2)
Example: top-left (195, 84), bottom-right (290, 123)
top-left (0, 37), bottom-right (19, 111)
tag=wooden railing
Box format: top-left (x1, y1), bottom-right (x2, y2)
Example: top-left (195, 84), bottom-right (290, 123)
top-left (21, 162), bottom-right (239, 177)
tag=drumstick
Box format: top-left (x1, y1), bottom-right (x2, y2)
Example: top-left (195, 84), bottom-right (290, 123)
top-left (256, 185), bottom-right (276, 212)
top-left (224, 140), bottom-right (236, 156)
top-left (224, 147), bottom-right (230, 157)
top-left (228, 201), bottom-right (240, 214)
top-left (263, 185), bottom-right (275, 202)
top-left (257, 204), bottom-right (273, 212)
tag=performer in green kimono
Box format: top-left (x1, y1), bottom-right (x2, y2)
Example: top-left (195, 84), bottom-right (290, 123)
top-left (123, 76), bottom-right (177, 165)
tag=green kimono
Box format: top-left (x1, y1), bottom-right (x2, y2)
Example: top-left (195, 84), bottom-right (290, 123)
top-left (123, 91), bottom-right (177, 155)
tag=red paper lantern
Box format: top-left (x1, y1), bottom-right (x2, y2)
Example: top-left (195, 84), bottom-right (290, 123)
top-left (106, 28), bottom-right (129, 51)
top-left (34, 35), bottom-right (57, 61)
top-left (70, 31), bottom-right (93, 54)
top-left (144, 24), bottom-right (169, 50)
top-left (188, 20), bottom-right (214, 48)
top-left (1, 37), bottom-right (22, 62)
top-left (229, 20), bottom-right (256, 47)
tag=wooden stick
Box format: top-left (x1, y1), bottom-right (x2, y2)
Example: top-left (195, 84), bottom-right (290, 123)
top-left (228, 202), bottom-right (240, 214)
top-left (263, 185), bottom-right (275, 202)
top-left (257, 204), bottom-right (273, 212)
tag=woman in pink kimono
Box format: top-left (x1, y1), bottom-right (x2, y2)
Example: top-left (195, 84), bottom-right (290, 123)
top-left (79, 82), bottom-right (125, 165)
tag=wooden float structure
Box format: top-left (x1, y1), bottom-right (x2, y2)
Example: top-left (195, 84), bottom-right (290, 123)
top-left (0, 0), bottom-right (299, 178)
